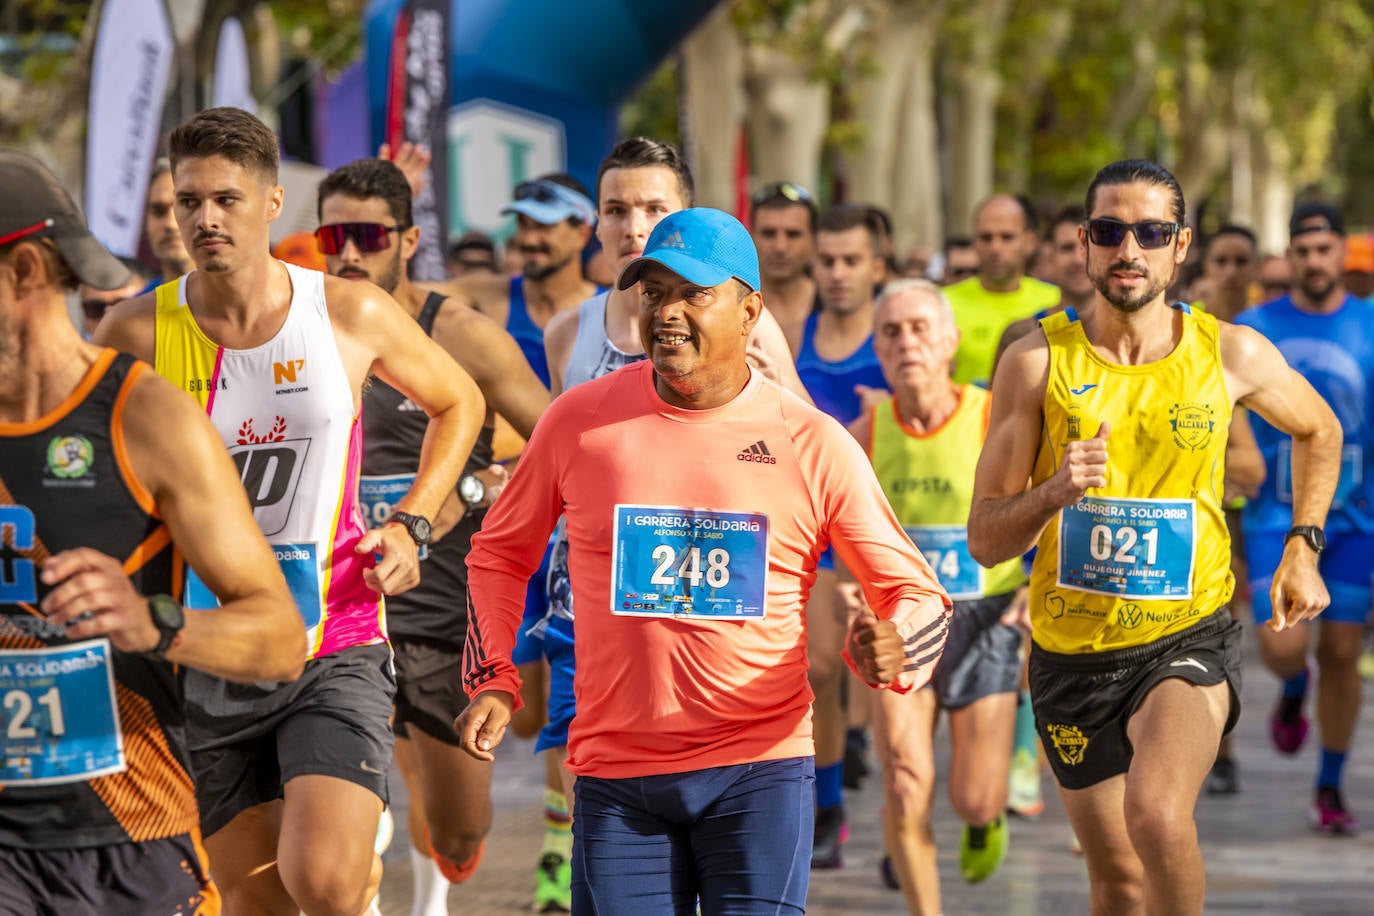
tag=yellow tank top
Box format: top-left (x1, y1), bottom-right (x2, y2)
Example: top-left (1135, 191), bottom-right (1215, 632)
top-left (869, 386), bottom-right (1025, 599)
top-left (1030, 305), bottom-right (1233, 653)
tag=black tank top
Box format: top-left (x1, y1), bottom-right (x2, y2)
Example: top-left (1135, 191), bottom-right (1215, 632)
top-left (0, 350), bottom-right (193, 848)
top-left (361, 293), bottom-right (494, 642)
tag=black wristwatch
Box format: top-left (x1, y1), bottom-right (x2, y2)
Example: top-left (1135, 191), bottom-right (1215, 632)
top-left (458, 474), bottom-right (486, 511)
top-left (1285, 525), bottom-right (1326, 555)
top-left (146, 594), bottom-right (185, 659)
top-left (389, 511), bottom-right (432, 547)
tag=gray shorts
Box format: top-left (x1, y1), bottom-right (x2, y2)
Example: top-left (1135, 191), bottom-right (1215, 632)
top-left (186, 643), bottom-right (396, 837)
top-left (930, 592), bottom-right (1024, 710)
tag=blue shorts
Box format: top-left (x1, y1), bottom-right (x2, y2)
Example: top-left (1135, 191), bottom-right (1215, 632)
top-left (510, 543), bottom-right (554, 666)
top-left (1246, 530), bottom-right (1374, 626)
top-left (571, 756), bottom-right (813, 914)
top-left (817, 546), bottom-right (834, 571)
top-left (535, 615), bottom-right (575, 753)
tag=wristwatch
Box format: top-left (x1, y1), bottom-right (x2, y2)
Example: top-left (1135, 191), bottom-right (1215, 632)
top-left (389, 511), bottom-right (433, 547)
top-left (458, 474), bottom-right (487, 511)
top-left (1285, 525), bottom-right (1326, 555)
top-left (146, 594), bottom-right (185, 659)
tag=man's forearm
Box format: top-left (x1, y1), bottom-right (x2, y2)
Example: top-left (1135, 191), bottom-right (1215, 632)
top-left (969, 482), bottom-right (1062, 567)
top-left (399, 400), bottom-right (484, 519)
top-left (1290, 423), bottom-right (1343, 527)
top-left (170, 598), bottom-right (306, 683)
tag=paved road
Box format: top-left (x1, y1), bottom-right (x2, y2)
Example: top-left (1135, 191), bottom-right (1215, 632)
top-left (378, 636), bottom-right (1374, 914)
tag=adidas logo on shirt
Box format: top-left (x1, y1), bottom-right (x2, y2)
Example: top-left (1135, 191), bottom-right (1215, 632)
top-left (737, 440), bottom-right (776, 464)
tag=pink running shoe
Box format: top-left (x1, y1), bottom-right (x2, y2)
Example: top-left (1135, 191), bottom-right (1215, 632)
top-left (1269, 699), bottom-right (1309, 755)
top-left (1311, 786), bottom-right (1359, 836)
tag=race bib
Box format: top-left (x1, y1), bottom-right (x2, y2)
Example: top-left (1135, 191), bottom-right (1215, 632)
top-left (611, 505), bottom-right (768, 619)
top-left (0, 640), bottom-right (125, 786)
top-left (1276, 441), bottom-right (1362, 511)
top-left (359, 474), bottom-right (428, 560)
top-left (905, 525), bottom-right (983, 600)
top-left (1057, 497), bottom-right (1195, 599)
top-left (185, 542), bottom-right (322, 630)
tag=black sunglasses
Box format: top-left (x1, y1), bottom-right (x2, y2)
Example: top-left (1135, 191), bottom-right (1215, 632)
top-left (752, 181), bottom-right (814, 208)
top-left (513, 181), bottom-right (564, 204)
top-left (315, 222), bottom-right (409, 255)
top-left (1086, 218), bottom-right (1180, 250)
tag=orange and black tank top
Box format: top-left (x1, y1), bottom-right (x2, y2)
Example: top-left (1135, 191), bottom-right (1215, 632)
top-left (0, 350), bottom-right (196, 848)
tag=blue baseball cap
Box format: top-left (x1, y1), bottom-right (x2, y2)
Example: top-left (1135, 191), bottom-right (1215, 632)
top-left (616, 208), bottom-right (761, 292)
top-left (502, 178), bottom-right (596, 226)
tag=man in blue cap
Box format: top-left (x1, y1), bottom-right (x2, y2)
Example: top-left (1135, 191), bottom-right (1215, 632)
top-left (431, 174), bottom-right (600, 389)
top-left (457, 207), bottom-right (952, 912)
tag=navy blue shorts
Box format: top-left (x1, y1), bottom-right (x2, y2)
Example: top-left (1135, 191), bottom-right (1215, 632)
top-left (571, 756), bottom-right (813, 914)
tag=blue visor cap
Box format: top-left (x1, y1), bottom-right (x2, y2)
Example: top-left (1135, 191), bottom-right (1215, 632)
top-left (501, 179), bottom-right (596, 226)
top-left (617, 207), bottom-right (761, 293)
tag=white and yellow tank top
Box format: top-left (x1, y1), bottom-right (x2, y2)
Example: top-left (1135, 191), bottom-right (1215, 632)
top-left (868, 386), bottom-right (1025, 600)
top-left (154, 262), bottom-right (383, 660)
top-left (1030, 305), bottom-right (1233, 654)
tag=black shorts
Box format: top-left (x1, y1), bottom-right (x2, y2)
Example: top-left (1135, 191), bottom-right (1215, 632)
top-left (392, 637), bottom-right (468, 747)
top-left (0, 832), bottom-right (217, 915)
top-left (1029, 609), bottom-right (1242, 791)
top-left (930, 592), bottom-right (1024, 710)
top-left (188, 643), bottom-right (396, 837)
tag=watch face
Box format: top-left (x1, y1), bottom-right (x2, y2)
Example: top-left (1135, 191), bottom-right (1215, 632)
top-left (149, 594), bottom-right (184, 629)
top-left (412, 517), bottom-right (432, 542)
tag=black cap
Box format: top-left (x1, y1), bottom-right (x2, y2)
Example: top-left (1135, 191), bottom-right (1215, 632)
top-left (1289, 201), bottom-right (1345, 240)
top-left (0, 150), bottom-right (130, 290)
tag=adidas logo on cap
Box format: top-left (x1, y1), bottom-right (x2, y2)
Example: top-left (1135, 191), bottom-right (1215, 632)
top-left (659, 230), bottom-right (686, 249)
top-left (737, 440), bottom-right (776, 464)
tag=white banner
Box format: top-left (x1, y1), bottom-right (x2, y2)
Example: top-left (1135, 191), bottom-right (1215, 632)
top-left (212, 17), bottom-right (256, 114)
top-left (85, 0), bottom-right (175, 257)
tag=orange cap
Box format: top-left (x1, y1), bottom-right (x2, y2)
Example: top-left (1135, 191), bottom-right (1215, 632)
top-left (272, 231), bottom-right (327, 272)
top-left (1344, 234), bottom-right (1374, 274)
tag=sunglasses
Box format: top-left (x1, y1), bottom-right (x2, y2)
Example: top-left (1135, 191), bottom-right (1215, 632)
top-left (752, 182), bottom-right (814, 208)
top-left (314, 222), bottom-right (409, 255)
top-left (81, 297), bottom-right (117, 321)
top-left (1086, 218), bottom-right (1180, 250)
top-left (512, 181), bottom-right (565, 205)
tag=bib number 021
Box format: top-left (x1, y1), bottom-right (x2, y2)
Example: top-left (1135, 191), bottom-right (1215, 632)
top-left (649, 545), bottom-right (731, 589)
top-left (1088, 525), bottom-right (1158, 566)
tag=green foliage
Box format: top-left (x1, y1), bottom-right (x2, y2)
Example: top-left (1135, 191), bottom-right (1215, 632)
top-left (269, 0), bottom-right (366, 74)
top-left (619, 57), bottom-right (682, 146)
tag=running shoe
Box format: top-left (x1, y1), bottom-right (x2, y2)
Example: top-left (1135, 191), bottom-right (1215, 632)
top-left (535, 851), bottom-right (572, 913)
top-left (1269, 691), bottom-right (1309, 756)
top-left (810, 805), bottom-right (848, 869)
top-left (879, 855), bottom-right (900, 890)
top-left (1359, 642), bottom-right (1374, 681)
top-left (1006, 747), bottom-right (1044, 818)
top-left (1310, 786), bottom-right (1359, 836)
top-left (1205, 755), bottom-right (1240, 795)
top-left (959, 815), bottom-right (1008, 883)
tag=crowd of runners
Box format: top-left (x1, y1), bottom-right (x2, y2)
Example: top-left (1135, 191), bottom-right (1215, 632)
top-left (0, 104), bottom-right (1369, 916)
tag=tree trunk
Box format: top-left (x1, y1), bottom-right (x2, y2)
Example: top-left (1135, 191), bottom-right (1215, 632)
top-left (743, 43), bottom-right (829, 193)
top-left (1228, 67), bottom-right (1255, 228)
top-left (945, 0), bottom-right (1013, 235)
top-left (1172, 27), bottom-right (1229, 222)
top-left (680, 3), bottom-right (745, 210)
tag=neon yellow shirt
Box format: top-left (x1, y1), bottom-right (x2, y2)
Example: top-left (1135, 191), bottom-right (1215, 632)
top-left (946, 276), bottom-right (1060, 386)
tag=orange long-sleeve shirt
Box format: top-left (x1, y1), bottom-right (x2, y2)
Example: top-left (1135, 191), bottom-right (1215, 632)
top-left (464, 361), bottom-right (951, 778)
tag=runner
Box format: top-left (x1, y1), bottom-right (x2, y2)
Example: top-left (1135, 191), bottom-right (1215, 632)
top-left (1258, 253), bottom-right (1293, 303)
top-left (796, 202), bottom-right (891, 868)
top-left (94, 108), bottom-right (485, 916)
top-left (316, 157), bottom-right (549, 912)
top-left (78, 257), bottom-right (146, 339)
top-left (750, 180), bottom-right (818, 354)
top-left (938, 237), bottom-right (978, 286)
top-left (0, 149), bottom-right (304, 915)
top-left (853, 279), bottom-right (1027, 911)
top-left (969, 159), bottom-right (1341, 914)
top-left (992, 204), bottom-right (1091, 370)
top-left (458, 206), bottom-right (951, 913)
top-left (945, 194), bottom-right (1060, 387)
top-left (140, 158), bottom-right (193, 292)
top-left (1234, 201), bottom-right (1373, 833)
top-left (1194, 225), bottom-right (1258, 321)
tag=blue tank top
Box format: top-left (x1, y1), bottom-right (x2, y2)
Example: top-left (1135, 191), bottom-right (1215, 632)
top-left (795, 311), bottom-right (887, 425)
top-left (1234, 294), bottom-right (1374, 534)
top-left (506, 277), bottom-right (550, 387)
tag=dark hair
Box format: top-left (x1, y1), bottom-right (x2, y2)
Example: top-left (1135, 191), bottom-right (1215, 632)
top-left (1085, 159), bottom-right (1185, 225)
top-left (1203, 224), bottom-right (1257, 256)
top-left (750, 181), bottom-right (818, 232)
top-left (449, 231), bottom-right (495, 257)
top-left (818, 204), bottom-right (881, 253)
top-left (943, 236), bottom-right (973, 255)
top-left (149, 157), bottom-right (171, 183)
top-left (316, 158), bottom-right (413, 226)
top-left (168, 107), bottom-right (279, 184)
top-left (595, 137), bottom-right (695, 209)
top-left (1048, 204), bottom-right (1086, 237)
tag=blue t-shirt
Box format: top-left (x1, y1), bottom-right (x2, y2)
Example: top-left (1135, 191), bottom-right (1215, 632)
top-left (795, 312), bottom-right (886, 426)
top-left (1235, 294), bottom-right (1374, 534)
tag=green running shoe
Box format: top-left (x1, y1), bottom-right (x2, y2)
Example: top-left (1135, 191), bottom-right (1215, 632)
top-left (535, 850), bottom-right (572, 913)
top-left (959, 814), bottom-right (1008, 884)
